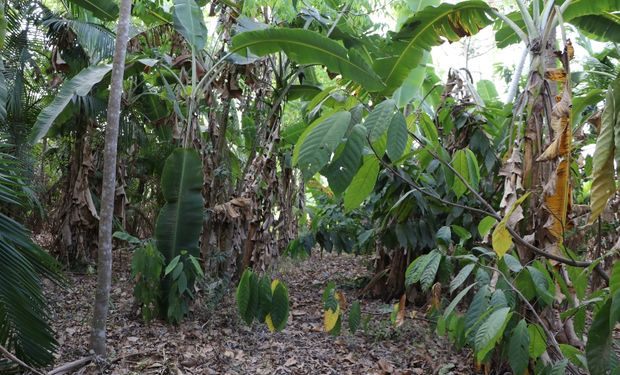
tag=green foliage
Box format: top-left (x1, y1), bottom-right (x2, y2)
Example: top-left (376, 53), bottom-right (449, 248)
top-left (231, 28), bottom-right (385, 91)
top-left (154, 148), bottom-right (204, 323)
top-left (343, 156), bottom-right (380, 211)
top-left (131, 242), bottom-right (165, 322)
top-left (375, 1), bottom-right (493, 92)
top-left (67, 0), bottom-right (119, 20)
top-left (405, 249), bottom-right (442, 291)
top-left (30, 64), bottom-right (112, 143)
top-left (0, 149), bottom-right (62, 367)
top-left (508, 319), bottom-right (530, 375)
top-left (322, 282), bottom-right (362, 336)
top-left (172, 0), bottom-right (208, 51)
top-left (235, 269), bottom-right (290, 332)
top-left (589, 75), bottom-right (620, 223)
top-left (294, 111), bottom-right (351, 178)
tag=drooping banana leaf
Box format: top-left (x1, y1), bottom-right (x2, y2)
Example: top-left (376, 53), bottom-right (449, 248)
top-left (154, 148), bottom-right (204, 262)
top-left (231, 28), bottom-right (386, 92)
top-left (172, 0), bottom-right (208, 51)
top-left (589, 75), bottom-right (620, 224)
top-left (66, 0), bottom-right (119, 21)
top-left (570, 13), bottom-right (620, 43)
top-left (29, 64), bottom-right (112, 144)
top-left (374, 1), bottom-right (493, 93)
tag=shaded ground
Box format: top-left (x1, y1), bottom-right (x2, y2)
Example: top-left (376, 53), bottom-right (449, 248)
top-left (43, 251), bottom-right (476, 374)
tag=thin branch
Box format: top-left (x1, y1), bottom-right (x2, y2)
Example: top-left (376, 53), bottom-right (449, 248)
top-left (0, 344), bottom-right (45, 375)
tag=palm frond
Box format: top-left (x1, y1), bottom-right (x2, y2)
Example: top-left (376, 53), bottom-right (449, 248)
top-left (42, 16), bottom-right (115, 64)
top-left (0, 148), bottom-right (62, 368)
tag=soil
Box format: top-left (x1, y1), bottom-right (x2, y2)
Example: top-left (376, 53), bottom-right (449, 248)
top-left (42, 250), bottom-right (477, 375)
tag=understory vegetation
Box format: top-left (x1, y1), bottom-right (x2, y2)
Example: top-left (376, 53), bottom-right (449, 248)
top-left (1, 0), bottom-right (619, 374)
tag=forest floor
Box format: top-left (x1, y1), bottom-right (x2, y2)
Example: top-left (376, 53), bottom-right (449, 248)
top-left (43, 250), bottom-right (477, 375)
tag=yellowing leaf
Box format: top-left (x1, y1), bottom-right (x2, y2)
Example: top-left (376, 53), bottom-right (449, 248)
top-left (492, 193), bottom-right (530, 258)
top-left (324, 305), bottom-right (341, 332)
top-left (589, 75), bottom-right (620, 224)
top-left (271, 279), bottom-right (280, 292)
top-left (544, 159), bottom-right (571, 239)
top-left (265, 314), bottom-right (275, 333)
top-left (395, 294), bottom-right (406, 327)
top-left (492, 222), bottom-right (512, 258)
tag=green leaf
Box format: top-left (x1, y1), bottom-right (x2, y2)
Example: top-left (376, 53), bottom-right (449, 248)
top-left (171, 261), bottom-right (184, 280)
top-left (386, 112), bottom-right (408, 161)
top-left (586, 300), bottom-right (613, 375)
top-left (452, 148), bottom-right (480, 199)
top-left (443, 283), bottom-right (476, 319)
top-left (67, 0), bottom-right (119, 21)
top-left (348, 301), bottom-right (361, 334)
top-left (173, 0), bottom-right (208, 51)
top-left (30, 64), bottom-right (112, 143)
top-left (374, 1), bottom-right (493, 93)
top-left (155, 148), bottom-right (204, 263)
top-left (232, 28), bottom-right (385, 91)
top-left (324, 124), bottom-right (365, 194)
top-left (271, 282), bottom-right (290, 332)
top-left (503, 253), bottom-right (523, 273)
top-left (560, 344), bottom-right (587, 369)
top-left (589, 75), bottom-right (620, 224)
top-left (343, 156), bottom-right (380, 211)
top-left (528, 323), bottom-right (547, 358)
top-left (288, 84), bottom-right (322, 101)
top-left (188, 255), bottom-right (204, 278)
top-left (366, 99), bottom-right (397, 143)
top-left (572, 89), bottom-right (605, 127)
top-left (294, 111), bottom-right (351, 178)
top-left (236, 269), bottom-right (252, 324)
top-left (420, 250), bottom-right (442, 291)
top-left (478, 216), bottom-right (496, 238)
top-left (526, 266), bottom-right (554, 305)
top-left (570, 13), bottom-right (620, 43)
top-left (256, 275), bottom-right (272, 322)
top-left (476, 80), bottom-right (498, 102)
top-left (508, 320), bottom-right (530, 375)
top-left (165, 255), bottom-right (181, 276)
top-left (475, 307), bottom-right (511, 362)
top-left (450, 263), bottom-right (475, 293)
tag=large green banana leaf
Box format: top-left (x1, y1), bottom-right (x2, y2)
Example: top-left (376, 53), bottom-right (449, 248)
top-left (67, 0), bottom-right (119, 21)
top-left (374, 1), bottom-right (493, 94)
top-left (172, 0), bottom-right (208, 51)
top-left (29, 64), bottom-right (112, 144)
top-left (231, 28), bottom-right (386, 92)
top-left (154, 148), bottom-right (204, 262)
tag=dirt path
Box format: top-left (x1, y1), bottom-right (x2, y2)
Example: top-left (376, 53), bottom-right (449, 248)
top-left (44, 251), bottom-right (476, 374)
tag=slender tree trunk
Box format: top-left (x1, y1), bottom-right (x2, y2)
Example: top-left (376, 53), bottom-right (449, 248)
top-left (90, 0), bottom-right (132, 357)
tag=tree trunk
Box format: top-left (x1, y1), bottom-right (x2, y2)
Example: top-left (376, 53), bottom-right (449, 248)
top-left (90, 0), bottom-right (132, 357)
